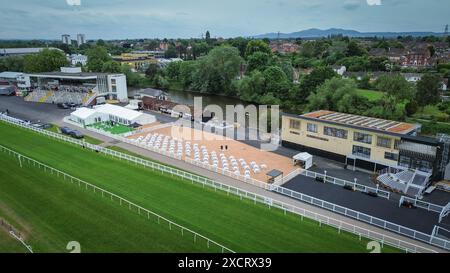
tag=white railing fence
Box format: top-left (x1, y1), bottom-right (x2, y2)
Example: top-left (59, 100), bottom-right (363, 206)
top-left (432, 226), bottom-right (450, 240)
top-left (0, 145), bottom-right (437, 253)
top-left (184, 156), bottom-right (272, 190)
top-left (440, 202), bottom-right (450, 223)
top-left (270, 185), bottom-right (449, 251)
top-left (0, 144), bottom-right (234, 254)
top-left (0, 114), bottom-right (446, 253)
top-left (1, 218), bottom-right (33, 253)
top-left (277, 169), bottom-right (302, 186)
top-left (9, 231), bottom-right (33, 253)
top-left (301, 169), bottom-right (391, 199)
top-left (399, 196), bottom-right (444, 214)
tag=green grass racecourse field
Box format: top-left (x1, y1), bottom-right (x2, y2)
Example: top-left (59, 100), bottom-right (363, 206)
top-left (0, 121), bottom-right (401, 253)
top-left (0, 155), bottom-right (219, 253)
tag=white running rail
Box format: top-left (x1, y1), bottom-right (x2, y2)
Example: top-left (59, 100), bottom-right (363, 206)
top-left (0, 144), bottom-right (235, 254)
top-left (0, 114), bottom-right (445, 253)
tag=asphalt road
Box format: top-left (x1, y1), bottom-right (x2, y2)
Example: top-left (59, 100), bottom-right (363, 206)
top-left (0, 96), bottom-right (72, 124)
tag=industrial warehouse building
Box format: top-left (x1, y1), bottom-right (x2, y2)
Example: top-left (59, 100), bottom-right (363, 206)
top-left (282, 110), bottom-right (450, 181)
top-left (70, 104), bottom-right (156, 127)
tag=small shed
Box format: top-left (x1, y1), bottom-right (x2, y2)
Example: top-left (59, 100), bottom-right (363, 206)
top-left (293, 152), bottom-right (313, 170)
top-left (266, 169), bottom-right (283, 184)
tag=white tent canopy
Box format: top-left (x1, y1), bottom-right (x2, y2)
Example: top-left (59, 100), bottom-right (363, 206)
top-left (293, 152), bottom-right (313, 170)
top-left (70, 104), bottom-right (156, 126)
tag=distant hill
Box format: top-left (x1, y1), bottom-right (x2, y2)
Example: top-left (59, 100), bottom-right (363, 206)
top-left (253, 28), bottom-right (445, 39)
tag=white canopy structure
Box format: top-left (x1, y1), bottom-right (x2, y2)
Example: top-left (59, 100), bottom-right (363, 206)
top-left (70, 104), bottom-right (156, 127)
top-left (293, 152), bottom-right (313, 170)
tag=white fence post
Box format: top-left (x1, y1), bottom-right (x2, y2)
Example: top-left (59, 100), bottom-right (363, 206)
top-left (0, 115), bottom-right (446, 253)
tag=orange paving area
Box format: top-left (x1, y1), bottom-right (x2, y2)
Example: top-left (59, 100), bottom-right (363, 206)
top-left (137, 122), bottom-right (162, 130)
top-left (128, 125), bottom-right (298, 182)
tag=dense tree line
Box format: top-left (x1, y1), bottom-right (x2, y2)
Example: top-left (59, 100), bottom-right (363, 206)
top-left (1, 36), bottom-right (448, 125)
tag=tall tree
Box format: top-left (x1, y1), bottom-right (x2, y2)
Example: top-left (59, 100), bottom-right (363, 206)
top-left (101, 61), bottom-right (122, 73)
top-left (192, 42), bottom-right (210, 59)
top-left (0, 56), bottom-right (25, 72)
top-left (229, 37), bottom-right (250, 57)
top-left (245, 40), bottom-right (272, 58)
top-left (192, 46), bottom-right (242, 94)
top-left (205, 31), bottom-right (211, 44)
top-left (416, 73), bottom-right (442, 107)
top-left (296, 67), bottom-right (336, 103)
top-left (24, 49), bottom-right (69, 73)
top-left (346, 40), bottom-right (367, 57)
top-left (306, 78), bottom-right (369, 114)
top-left (247, 52), bottom-right (271, 72)
top-left (235, 70), bottom-right (266, 102)
top-left (164, 45), bottom-right (178, 58)
top-left (375, 74), bottom-right (415, 103)
top-left (145, 63), bottom-right (160, 80)
top-left (262, 66), bottom-right (291, 101)
top-left (86, 46), bottom-right (112, 72)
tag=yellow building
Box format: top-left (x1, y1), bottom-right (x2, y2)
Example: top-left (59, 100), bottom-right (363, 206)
top-left (113, 53), bottom-right (157, 72)
top-left (282, 110), bottom-right (422, 172)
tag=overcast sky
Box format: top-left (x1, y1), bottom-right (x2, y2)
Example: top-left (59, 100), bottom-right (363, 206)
top-left (0, 0), bottom-right (448, 40)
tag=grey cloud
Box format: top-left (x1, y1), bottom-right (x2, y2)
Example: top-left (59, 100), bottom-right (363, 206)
top-left (0, 0), bottom-right (448, 39)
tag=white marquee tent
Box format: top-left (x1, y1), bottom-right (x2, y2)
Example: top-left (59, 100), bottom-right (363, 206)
top-left (293, 152), bottom-right (313, 170)
top-left (70, 104), bottom-right (156, 127)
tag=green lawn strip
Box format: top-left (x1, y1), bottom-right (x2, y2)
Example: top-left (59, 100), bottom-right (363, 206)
top-left (0, 121), bottom-right (401, 253)
top-left (0, 155), bottom-right (217, 253)
top-left (45, 124), bottom-right (60, 134)
top-left (356, 89), bottom-right (384, 101)
top-left (88, 122), bottom-right (134, 135)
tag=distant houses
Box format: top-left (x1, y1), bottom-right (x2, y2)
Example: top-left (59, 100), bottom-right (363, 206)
top-left (269, 42), bottom-right (299, 54)
top-left (369, 48), bottom-right (406, 65)
top-left (342, 71), bottom-right (447, 88)
top-left (69, 54), bottom-right (88, 66)
top-left (368, 41), bottom-right (450, 69)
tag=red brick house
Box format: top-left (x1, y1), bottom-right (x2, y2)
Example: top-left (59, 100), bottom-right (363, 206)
top-left (402, 49), bottom-right (431, 68)
top-left (270, 42), bottom-right (299, 54)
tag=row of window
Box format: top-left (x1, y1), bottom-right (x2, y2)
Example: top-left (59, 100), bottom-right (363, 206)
top-left (109, 114), bottom-right (131, 125)
top-left (352, 145), bottom-right (399, 161)
top-left (289, 119), bottom-right (400, 149)
top-left (324, 126), bottom-right (348, 139)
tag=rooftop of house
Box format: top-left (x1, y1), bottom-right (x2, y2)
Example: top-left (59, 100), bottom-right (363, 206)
top-left (139, 88), bottom-right (169, 98)
top-left (0, 47), bottom-right (63, 55)
top-left (285, 110), bottom-right (421, 135)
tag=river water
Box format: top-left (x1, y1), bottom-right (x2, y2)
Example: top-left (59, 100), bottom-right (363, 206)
top-left (130, 88), bottom-right (252, 110)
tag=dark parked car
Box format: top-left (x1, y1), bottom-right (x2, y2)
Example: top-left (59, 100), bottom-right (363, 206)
top-left (69, 130), bottom-right (84, 139)
top-left (57, 103), bottom-right (70, 109)
top-left (30, 122), bottom-right (52, 129)
top-left (60, 127), bottom-right (73, 135)
top-left (40, 123), bottom-right (53, 130)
